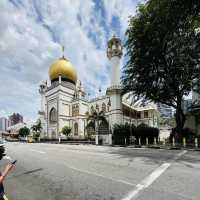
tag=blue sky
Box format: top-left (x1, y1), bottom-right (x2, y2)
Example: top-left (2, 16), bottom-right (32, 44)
top-left (0, 0), bottom-right (141, 123)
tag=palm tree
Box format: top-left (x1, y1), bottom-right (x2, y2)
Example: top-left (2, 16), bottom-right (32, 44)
top-left (31, 119), bottom-right (42, 141)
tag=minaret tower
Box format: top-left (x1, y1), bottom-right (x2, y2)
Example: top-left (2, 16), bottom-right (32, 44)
top-left (39, 81), bottom-right (47, 113)
top-left (38, 80), bottom-right (47, 136)
top-left (107, 35), bottom-right (122, 86)
top-left (106, 35), bottom-right (123, 131)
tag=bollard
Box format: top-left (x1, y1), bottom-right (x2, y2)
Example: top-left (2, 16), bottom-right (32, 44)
top-left (125, 138), bottom-right (127, 145)
top-left (183, 137), bottom-right (186, 148)
top-left (58, 136), bottom-right (61, 144)
top-left (146, 137), bottom-right (148, 146)
top-left (172, 137), bottom-right (175, 147)
top-left (139, 138), bottom-right (141, 146)
top-left (154, 137), bottom-right (157, 145)
top-left (195, 138), bottom-right (198, 148)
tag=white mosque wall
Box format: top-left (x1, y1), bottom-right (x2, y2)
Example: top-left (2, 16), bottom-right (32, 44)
top-left (79, 102), bottom-right (89, 115)
top-left (108, 90), bottom-right (123, 129)
top-left (89, 96), bottom-right (110, 114)
top-left (122, 109), bottom-right (159, 128)
top-left (71, 118), bottom-right (85, 137)
top-left (79, 118), bottom-right (86, 136)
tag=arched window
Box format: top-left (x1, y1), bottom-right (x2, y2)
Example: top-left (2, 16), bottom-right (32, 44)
top-left (49, 107), bottom-right (57, 123)
top-left (102, 103), bottom-right (106, 113)
top-left (74, 123), bottom-right (78, 136)
top-left (51, 130), bottom-right (56, 139)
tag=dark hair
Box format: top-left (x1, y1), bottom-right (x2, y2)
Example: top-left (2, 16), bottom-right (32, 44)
top-left (0, 146), bottom-right (5, 160)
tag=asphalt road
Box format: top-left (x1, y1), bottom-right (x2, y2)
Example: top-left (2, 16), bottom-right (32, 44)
top-left (1, 142), bottom-right (200, 200)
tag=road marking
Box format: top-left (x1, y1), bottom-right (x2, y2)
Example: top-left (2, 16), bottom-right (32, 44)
top-left (30, 149), bottom-right (46, 154)
top-left (122, 162), bottom-right (171, 200)
top-left (173, 150), bottom-right (187, 160)
top-left (122, 150), bottom-right (187, 200)
top-left (63, 163), bottom-right (135, 186)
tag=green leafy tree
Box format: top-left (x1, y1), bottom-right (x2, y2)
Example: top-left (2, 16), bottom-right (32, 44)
top-left (19, 126), bottom-right (30, 137)
top-left (31, 119), bottom-right (42, 140)
top-left (61, 126), bottom-right (72, 138)
top-left (123, 0), bottom-right (200, 135)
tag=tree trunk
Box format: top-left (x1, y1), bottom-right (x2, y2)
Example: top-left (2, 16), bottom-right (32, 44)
top-left (175, 101), bottom-right (186, 135)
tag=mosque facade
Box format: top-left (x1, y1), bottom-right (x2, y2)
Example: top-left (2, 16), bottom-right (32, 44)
top-left (38, 36), bottom-right (159, 144)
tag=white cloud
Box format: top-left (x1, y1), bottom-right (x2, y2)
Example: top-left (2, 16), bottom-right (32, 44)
top-left (0, 0), bottom-right (140, 123)
top-left (103, 0), bottom-right (139, 35)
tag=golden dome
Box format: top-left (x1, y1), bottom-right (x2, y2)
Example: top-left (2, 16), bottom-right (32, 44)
top-left (49, 57), bottom-right (77, 83)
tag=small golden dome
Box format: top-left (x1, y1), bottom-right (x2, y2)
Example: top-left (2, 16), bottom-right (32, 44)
top-left (49, 57), bottom-right (77, 83)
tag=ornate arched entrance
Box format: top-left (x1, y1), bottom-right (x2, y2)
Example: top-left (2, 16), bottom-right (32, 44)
top-left (98, 119), bottom-right (109, 135)
top-left (74, 123), bottom-right (78, 136)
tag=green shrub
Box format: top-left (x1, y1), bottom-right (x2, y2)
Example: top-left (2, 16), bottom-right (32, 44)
top-left (113, 124), bottom-right (131, 145)
top-left (112, 123), bottom-right (159, 145)
top-left (19, 127), bottom-right (30, 137)
top-left (62, 126), bottom-right (72, 138)
top-left (170, 127), bottom-right (197, 144)
top-left (134, 125), bottom-right (159, 144)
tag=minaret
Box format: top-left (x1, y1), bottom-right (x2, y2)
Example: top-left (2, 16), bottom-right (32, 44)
top-left (38, 81), bottom-right (47, 136)
top-left (107, 34), bottom-right (122, 86)
top-left (39, 81), bottom-right (47, 113)
top-left (106, 35), bottom-right (123, 134)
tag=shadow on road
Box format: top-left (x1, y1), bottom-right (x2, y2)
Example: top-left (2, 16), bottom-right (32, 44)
top-left (7, 168), bottom-right (43, 179)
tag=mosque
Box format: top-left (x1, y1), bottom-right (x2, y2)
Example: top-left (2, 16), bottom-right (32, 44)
top-left (38, 35), bottom-right (159, 144)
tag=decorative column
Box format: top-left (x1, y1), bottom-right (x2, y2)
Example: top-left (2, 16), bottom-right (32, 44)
top-left (106, 35), bottom-right (123, 135)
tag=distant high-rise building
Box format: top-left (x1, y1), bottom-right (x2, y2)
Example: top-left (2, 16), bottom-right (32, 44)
top-left (9, 113), bottom-right (23, 126)
top-left (157, 103), bottom-right (173, 119)
top-left (0, 117), bottom-right (11, 131)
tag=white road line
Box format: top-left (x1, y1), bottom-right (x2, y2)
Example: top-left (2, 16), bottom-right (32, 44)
top-left (63, 163), bottom-right (135, 186)
top-left (121, 150), bottom-right (187, 200)
top-left (122, 162), bottom-right (171, 200)
top-left (173, 150), bottom-right (187, 161)
top-left (30, 149), bottom-right (46, 154)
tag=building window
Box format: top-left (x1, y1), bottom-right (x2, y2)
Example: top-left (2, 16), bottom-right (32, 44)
top-left (72, 104), bottom-right (79, 116)
top-left (130, 110), bottom-right (136, 118)
top-left (102, 103), bottom-right (106, 113)
top-left (137, 112), bottom-right (141, 119)
top-left (74, 123), bottom-right (78, 136)
top-left (144, 111), bottom-right (148, 118)
top-left (49, 107), bottom-right (57, 123)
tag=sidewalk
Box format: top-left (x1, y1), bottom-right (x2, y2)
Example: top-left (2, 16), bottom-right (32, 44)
top-left (112, 144), bottom-right (200, 151)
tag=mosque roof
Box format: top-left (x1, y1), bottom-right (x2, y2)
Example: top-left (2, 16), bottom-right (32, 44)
top-left (49, 46), bottom-right (77, 84)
